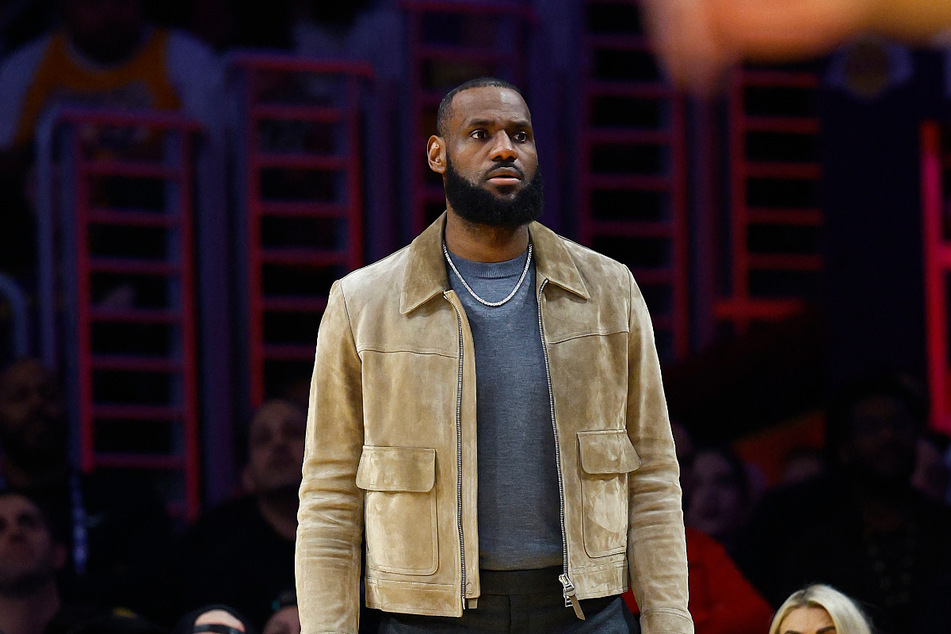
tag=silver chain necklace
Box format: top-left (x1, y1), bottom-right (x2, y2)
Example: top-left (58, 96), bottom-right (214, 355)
top-left (443, 241), bottom-right (533, 307)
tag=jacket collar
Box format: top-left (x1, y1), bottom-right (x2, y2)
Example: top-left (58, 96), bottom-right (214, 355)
top-left (400, 212), bottom-right (590, 315)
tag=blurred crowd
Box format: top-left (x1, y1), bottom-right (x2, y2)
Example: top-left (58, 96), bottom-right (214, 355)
top-left (0, 4), bottom-right (388, 628)
top-left (4, 353), bottom-right (951, 633)
top-left (0, 358), bottom-right (316, 633)
top-left (0, 0), bottom-right (390, 286)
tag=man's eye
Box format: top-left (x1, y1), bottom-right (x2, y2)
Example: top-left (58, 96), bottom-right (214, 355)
top-left (513, 131), bottom-right (528, 142)
top-left (470, 130), bottom-right (487, 140)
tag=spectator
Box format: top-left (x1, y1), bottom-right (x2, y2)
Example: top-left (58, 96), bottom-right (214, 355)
top-left (0, 359), bottom-right (68, 496)
top-left (625, 527), bottom-right (774, 634)
top-left (0, 358), bottom-right (174, 622)
top-left (624, 424), bottom-right (773, 633)
top-left (172, 605), bottom-right (255, 634)
top-left (0, 489), bottom-right (153, 634)
top-left (0, 490), bottom-right (67, 634)
top-left (684, 446), bottom-right (753, 556)
top-left (0, 0), bottom-right (221, 152)
top-left (736, 374), bottom-right (951, 633)
top-left (769, 584), bottom-right (872, 634)
top-left (262, 593), bottom-right (299, 634)
top-left (174, 399), bottom-right (305, 628)
top-left (0, 0), bottom-right (221, 283)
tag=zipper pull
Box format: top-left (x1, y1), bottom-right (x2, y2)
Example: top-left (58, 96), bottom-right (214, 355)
top-left (559, 573), bottom-right (586, 620)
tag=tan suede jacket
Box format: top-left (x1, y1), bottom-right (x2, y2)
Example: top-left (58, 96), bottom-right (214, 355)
top-left (296, 214), bottom-right (693, 633)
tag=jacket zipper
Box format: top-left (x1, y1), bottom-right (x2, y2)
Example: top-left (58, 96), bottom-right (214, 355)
top-left (445, 292), bottom-right (468, 608)
top-left (537, 279), bottom-right (585, 620)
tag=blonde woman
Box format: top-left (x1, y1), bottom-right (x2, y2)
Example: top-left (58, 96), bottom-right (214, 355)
top-left (769, 585), bottom-right (872, 634)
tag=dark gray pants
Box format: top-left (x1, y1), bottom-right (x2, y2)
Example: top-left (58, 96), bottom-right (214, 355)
top-left (377, 568), bottom-right (640, 633)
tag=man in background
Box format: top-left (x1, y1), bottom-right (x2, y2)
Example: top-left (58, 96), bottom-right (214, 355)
top-left (0, 359), bottom-right (173, 621)
top-left (176, 399), bottom-right (306, 628)
top-left (0, 490), bottom-right (68, 634)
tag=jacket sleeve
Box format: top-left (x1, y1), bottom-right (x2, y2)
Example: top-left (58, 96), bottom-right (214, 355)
top-left (296, 281), bottom-right (365, 633)
top-left (625, 271), bottom-right (694, 633)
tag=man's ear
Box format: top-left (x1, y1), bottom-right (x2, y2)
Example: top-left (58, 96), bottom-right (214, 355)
top-left (427, 135), bottom-right (446, 174)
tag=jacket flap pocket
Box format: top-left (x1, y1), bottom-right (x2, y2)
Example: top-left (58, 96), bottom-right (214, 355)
top-left (577, 429), bottom-right (641, 475)
top-left (356, 445), bottom-right (436, 492)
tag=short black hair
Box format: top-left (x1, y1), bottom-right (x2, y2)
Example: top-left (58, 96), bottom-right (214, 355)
top-left (436, 77), bottom-right (523, 137)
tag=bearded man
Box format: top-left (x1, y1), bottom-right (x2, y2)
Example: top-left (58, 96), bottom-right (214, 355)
top-left (296, 78), bottom-right (692, 634)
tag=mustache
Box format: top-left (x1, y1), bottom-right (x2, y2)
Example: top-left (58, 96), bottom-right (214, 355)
top-left (484, 163), bottom-right (524, 179)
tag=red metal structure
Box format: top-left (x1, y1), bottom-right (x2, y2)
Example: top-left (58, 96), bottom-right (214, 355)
top-left (403, 0), bottom-right (535, 237)
top-left (230, 54), bottom-right (372, 408)
top-left (577, 0), bottom-right (689, 360)
top-left (921, 121), bottom-right (951, 434)
top-left (717, 67), bottom-right (823, 334)
top-left (45, 109), bottom-right (203, 519)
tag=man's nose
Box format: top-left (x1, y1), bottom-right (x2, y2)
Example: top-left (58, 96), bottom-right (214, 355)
top-left (23, 389), bottom-right (46, 413)
top-left (490, 132), bottom-right (517, 162)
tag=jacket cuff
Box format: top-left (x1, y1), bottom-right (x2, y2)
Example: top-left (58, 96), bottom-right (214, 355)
top-left (639, 608), bottom-right (695, 634)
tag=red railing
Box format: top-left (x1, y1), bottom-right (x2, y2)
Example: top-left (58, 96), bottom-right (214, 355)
top-left (716, 67), bottom-right (823, 334)
top-left (50, 109), bottom-right (203, 519)
top-left (229, 54), bottom-right (371, 408)
top-left (577, 0), bottom-right (689, 360)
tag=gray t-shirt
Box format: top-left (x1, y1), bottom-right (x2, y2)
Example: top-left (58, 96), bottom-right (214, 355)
top-left (446, 247), bottom-right (563, 570)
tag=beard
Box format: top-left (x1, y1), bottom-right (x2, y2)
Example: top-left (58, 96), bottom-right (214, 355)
top-left (443, 156), bottom-right (544, 229)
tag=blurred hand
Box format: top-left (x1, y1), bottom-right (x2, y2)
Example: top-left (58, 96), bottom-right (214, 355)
top-left (642, 0), bottom-right (879, 96)
top-left (642, 0), bottom-right (737, 97)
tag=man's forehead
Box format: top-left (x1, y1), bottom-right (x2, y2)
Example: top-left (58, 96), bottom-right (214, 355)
top-left (449, 87), bottom-right (531, 128)
top-left (0, 494), bottom-right (42, 518)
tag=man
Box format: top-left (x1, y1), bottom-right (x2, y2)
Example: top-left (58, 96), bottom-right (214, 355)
top-left (296, 78), bottom-right (692, 633)
top-left (0, 0), bottom-right (221, 282)
top-left (0, 360), bottom-right (69, 498)
top-left (177, 399), bottom-right (306, 628)
top-left (0, 490), bottom-right (67, 634)
top-left (0, 359), bottom-right (173, 621)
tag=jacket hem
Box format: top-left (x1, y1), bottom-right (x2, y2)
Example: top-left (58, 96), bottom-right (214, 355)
top-left (365, 577), bottom-right (463, 617)
top-left (571, 559), bottom-right (627, 600)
